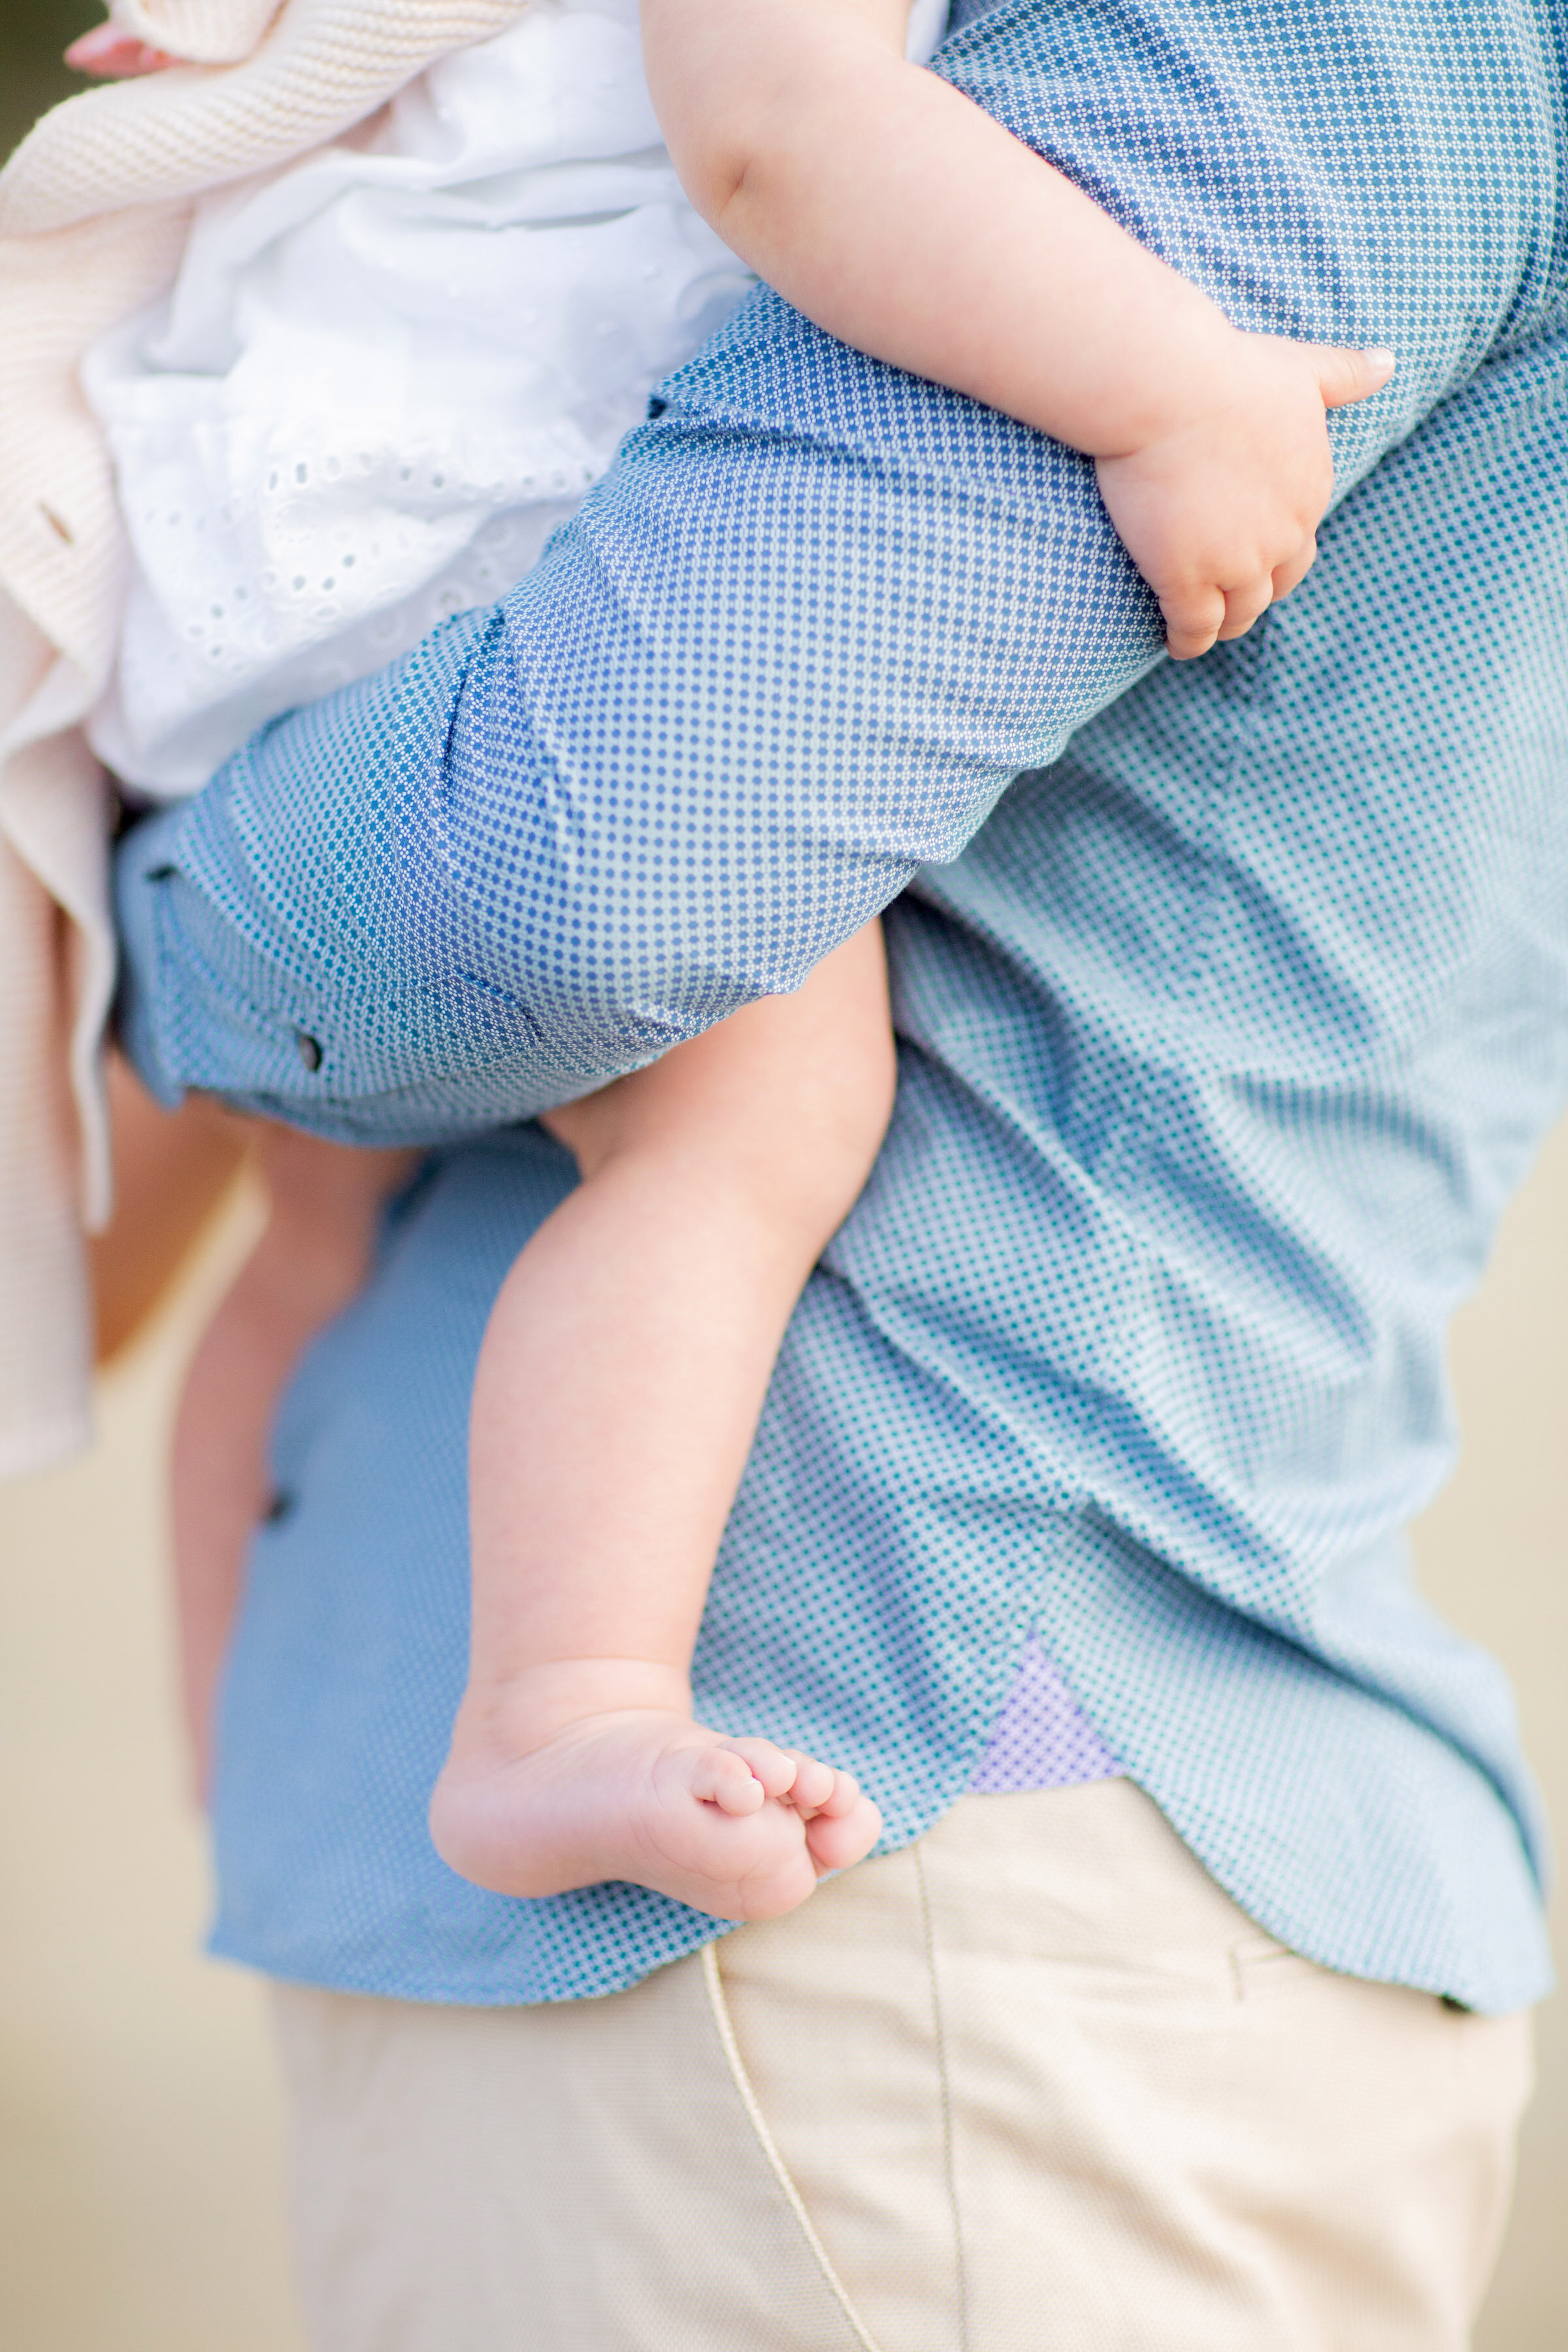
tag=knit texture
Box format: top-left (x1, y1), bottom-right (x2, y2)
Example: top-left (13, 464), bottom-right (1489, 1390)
top-left (0, 0), bottom-right (523, 1477)
top-left (108, 0), bottom-right (286, 67)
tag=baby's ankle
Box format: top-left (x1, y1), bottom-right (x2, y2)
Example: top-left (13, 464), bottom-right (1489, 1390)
top-left (449, 1657), bottom-right (695, 1765)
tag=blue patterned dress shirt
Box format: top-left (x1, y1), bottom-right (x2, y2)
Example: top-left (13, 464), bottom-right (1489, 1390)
top-left (117, 0), bottom-right (1567, 2010)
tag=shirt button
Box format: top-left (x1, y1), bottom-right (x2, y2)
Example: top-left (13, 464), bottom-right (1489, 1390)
top-left (294, 1029), bottom-right (323, 1072)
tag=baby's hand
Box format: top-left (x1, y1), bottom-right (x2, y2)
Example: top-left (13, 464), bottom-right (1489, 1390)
top-left (65, 12), bottom-right (176, 78)
top-left (1095, 335), bottom-right (1394, 661)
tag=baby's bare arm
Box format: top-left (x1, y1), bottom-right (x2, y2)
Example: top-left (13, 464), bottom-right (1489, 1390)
top-left (642, 0), bottom-right (1392, 658)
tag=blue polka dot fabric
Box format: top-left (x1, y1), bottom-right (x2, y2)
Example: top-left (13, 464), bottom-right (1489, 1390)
top-left (118, 0), bottom-right (1568, 2012)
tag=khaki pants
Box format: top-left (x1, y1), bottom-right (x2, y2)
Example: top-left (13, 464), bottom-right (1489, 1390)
top-left (273, 1781), bottom-right (1532, 2350)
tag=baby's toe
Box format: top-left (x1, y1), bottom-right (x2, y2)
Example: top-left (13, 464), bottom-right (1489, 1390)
top-left (723, 1738), bottom-right (800, 1800)
top-left (805, 1791), bottom-right (882, 1874)
top-left (691, 1748), bottom-right (765, 1815)
top-left (815, 1767), bottom-right (864, 1819)
top-left (780, 1751), bottom-right (838, 1812)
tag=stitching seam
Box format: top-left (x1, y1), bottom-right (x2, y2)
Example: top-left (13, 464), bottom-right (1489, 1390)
top-left (914, 1838), bottom-right (970, 2352)
top-left (700, 1940), bottom-right (885, 2352)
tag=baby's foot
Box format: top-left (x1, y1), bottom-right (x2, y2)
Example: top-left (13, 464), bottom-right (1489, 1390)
top-left (429, 1691), bottom-right (881, 1920)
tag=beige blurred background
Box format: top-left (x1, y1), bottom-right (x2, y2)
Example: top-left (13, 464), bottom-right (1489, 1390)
top-left (1, 12), bottom-right (1564, 2349)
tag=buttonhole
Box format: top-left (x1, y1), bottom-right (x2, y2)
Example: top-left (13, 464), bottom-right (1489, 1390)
top-left (40, 503), bottom-right (74, 544)
top-left (294, 1030), bottom-right (323, 1073)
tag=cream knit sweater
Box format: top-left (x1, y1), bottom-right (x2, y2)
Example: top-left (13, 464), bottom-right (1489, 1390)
top-left (0, 0), bottom-right (525, 1478)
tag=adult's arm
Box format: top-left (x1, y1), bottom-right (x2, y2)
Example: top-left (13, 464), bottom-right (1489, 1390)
top-left (114, 1), bottom-right (1553, 1143)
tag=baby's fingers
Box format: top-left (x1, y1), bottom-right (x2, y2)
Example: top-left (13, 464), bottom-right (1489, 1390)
top-left (1271, 535), bottom-right (1318, 604)
top-left (1312, 344), bottom-right (1396, 412)
top-left (1160, 581), bottom-right (1227, 663)
top-left (1169, 542), bottom-right (1318, 658)
top-left (1216, 573), bottom-right (1276, 644)
top-left (65, 22), bottom-right (177, 75)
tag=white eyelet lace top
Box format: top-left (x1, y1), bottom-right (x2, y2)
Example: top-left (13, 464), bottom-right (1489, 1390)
top-left (86, 0), bottom-right (950, 797)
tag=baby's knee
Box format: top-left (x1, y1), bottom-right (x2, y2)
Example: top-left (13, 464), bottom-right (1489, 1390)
top-left (549, 921), bottom-right (895, 1242)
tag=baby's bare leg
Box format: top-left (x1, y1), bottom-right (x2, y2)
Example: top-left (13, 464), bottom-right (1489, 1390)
top-left (430, 922), bottom-right (894, 1919)
top-left (172, 1130), bottom-right (414, 1795)
top-left (91, 1053), bottom-right (249, 1365)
